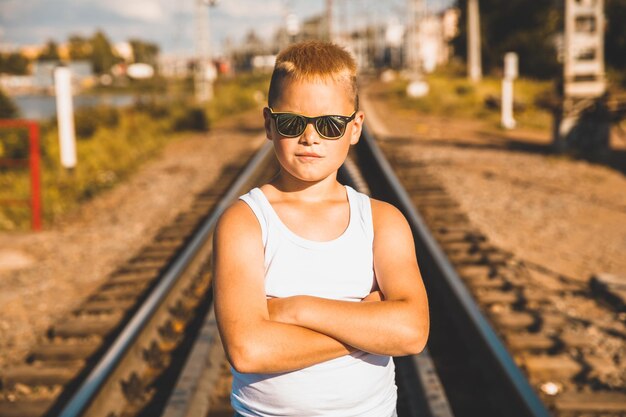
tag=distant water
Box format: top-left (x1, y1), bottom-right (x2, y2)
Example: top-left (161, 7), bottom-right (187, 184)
top-left (13, 93), bottom-right (138, 120)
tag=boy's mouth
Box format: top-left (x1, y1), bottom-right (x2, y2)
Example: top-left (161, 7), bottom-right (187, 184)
top-left (296, 152), bottom-right (322, 158)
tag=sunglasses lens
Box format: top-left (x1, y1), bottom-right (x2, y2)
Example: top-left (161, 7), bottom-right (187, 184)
top-left (316, 116), bottom-right (346, 139)
top-left (276, 114), bottom-right (306, 137)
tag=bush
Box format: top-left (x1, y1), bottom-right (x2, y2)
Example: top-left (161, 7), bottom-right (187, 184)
top-left (73, 106), bottom-right (120, 139)
top-left (170, 105), bottom-right (210, 132)
top-left (0, 129), bottom-right (29, 162)
top-left (0, 88), bottom-right (19, 119)
top-left (133, 98), bottom-right (171, 118)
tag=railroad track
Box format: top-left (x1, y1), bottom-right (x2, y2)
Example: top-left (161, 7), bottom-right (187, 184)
top-left (0, 139), bottom-right (273, 417)
top-left (362, 127), bottom-right (626, 417)
top-left (1, 124), bottom-right (624, 417)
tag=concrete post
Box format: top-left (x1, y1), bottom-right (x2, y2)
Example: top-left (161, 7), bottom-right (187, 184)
top-left (467, 0), bottom-right (482, 82)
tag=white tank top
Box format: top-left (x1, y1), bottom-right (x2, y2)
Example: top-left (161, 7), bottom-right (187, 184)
top-left (232, 185), bottom-right (397, 417)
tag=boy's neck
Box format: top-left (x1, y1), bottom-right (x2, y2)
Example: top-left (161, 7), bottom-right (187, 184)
top-left (268, 171), bottom-right (344, 202)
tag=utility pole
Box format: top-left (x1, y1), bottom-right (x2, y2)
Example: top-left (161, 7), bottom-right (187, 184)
top-left (467, 0), bottom-right (482, 82)
top-left (405, 0), bottom-right (424, 76)
top-left (555, 0), bottom-right (608, 153)
top-left (195, 0), bottom-right (217, 103)
top-left (327, 0), bottom-right (334, 42)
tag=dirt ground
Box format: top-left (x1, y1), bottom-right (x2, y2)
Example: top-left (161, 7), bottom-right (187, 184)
top-left (0, 108), bottom-right (266, 368)
top-left (362, 79), bottom-right (626, 283)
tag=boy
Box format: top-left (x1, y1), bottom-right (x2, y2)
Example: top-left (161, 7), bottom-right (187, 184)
top-left (213, 41), bottom-right (429, 417)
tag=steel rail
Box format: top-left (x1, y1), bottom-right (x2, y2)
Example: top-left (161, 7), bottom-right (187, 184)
top-left (357, 124), bottom-right (551, 417)
top-left (57, 140), bottom-right (274, 417)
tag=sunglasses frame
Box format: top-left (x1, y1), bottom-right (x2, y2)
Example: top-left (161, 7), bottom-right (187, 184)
top-left (267, 107), bottom-right (357, 140)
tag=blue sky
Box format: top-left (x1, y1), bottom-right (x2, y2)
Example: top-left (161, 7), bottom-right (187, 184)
top-left (0, 0), bottom-right (454, 57)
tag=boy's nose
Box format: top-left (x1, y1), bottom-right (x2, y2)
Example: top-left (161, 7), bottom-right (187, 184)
top-left (299, 123), bottom-right (321, 145)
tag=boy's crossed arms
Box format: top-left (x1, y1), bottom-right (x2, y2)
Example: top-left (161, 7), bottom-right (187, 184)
top-left (213, 198), bottom-right (429, 374)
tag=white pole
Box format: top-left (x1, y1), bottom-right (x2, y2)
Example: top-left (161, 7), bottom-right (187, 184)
top-left (501, 79), bottom-right (515, 129)
top-left (467, 0), bottom-right (482, 82)
top-left (54, 66), bottom-right (77, 169)
top-left (501, 52), bottom-right (518, 129)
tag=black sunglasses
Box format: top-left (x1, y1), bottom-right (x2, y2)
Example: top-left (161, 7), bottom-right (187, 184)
top-left (267, 107), bottom-right (357, 140)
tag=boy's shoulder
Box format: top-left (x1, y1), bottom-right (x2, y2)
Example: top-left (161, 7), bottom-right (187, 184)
top-left (369, 197), bottom-right (408, 230)
top-left (215, 198), bottom-right (261, 238)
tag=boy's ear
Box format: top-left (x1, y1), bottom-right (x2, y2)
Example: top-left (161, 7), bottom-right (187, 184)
top-left (349, 111), bottom-right (365, 145)
top-left (263, 107), bottom-right (273, 141)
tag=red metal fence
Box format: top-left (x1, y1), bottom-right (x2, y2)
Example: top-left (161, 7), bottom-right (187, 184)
top-left (0, 119), bottom-right (42, 231)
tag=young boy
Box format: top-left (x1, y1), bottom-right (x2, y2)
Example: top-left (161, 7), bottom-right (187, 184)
top-left (213, 41), bottom-right (429, 417)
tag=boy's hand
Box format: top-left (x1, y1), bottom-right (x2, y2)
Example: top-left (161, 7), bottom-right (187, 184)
top-left (361, 290), bottom-right (384, 302)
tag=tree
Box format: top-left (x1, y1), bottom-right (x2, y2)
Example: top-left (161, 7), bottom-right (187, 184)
top-left (452, 0), bottom-right (561, 79)
top-left (0, 52), bottom-right (30, 74)
top-left (38, 39), bottom-right (60, 62)
top-left (606, 0), bottom-right (626, 70)
top-left (129, 39), bottom-right (160, 66)
top-left (90, 30), bottom-right (118, 74)
top-left (68, 35), bottom-right (92, 61)
top-left (0, 88), bottom-right (19, 118)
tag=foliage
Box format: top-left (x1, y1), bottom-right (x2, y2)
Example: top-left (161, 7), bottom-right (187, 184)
top-left (90, 30), bottom-right (119, 74)
top-left (452, 0), bottom-right (626, 78)
top-left (0, 88), bottom-right (19, 119)
top-left (0, 52), bottom-right (30, 75)
top-left (0, 72), bottom-right (271, 230)
top-left (170, 104), bottom-right (210, 132)
top-left (452, 0), bottom-right (562, 79)
top-left (37, 40), bottom-right (61, 62)
top-left (68, 35), bottom-right (93, 61)
top-left (386, 71), bottom-right (553, 130)
top-left (72, 106), bottom-right (121, 139)
top-left (129, 39), bottom-right (160, 67)
top-left (606, 0), bottom-right (626, 71)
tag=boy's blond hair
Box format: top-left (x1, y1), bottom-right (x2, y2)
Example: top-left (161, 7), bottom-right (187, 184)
top-left (268, 40), bottom-right (359, 110)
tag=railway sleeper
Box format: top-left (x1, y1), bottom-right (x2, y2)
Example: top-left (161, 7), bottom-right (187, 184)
top-left (26, 341), bottom-right (101, 362)
top-left (489, 311), bottom-right (536, 330)
top-left (144, 239), bottom-right (185, 250)
top-left (517, 353), bottom-right (583, 381)
top-left (73, 298), bottom-right (137, 315)
top-left (463, 275), bottom-right (507, 290)
top-left (558, 328), bottom-right (601, 350)
top-left (581, 354), bottom-right (624, 389)
top-left (0, 398), bottom-right (55, 417)
top-left (136, 248), bottom-right (179, 259)
top-left (456, 264), bottom-right (494, 279)
top-left (115, 264), bottom-right (163, 275)
top-left (413, 198), bottom-right (459, 209)
top-left (421, 212), bottom-right (469, 224)
top-left (589, 273), bottom-right (626, 312)
top-left (107, 271), bottom-right (158, 286)
top-left (126, 258), bottom-right (171, 269)
top-left (1, 363), bottom-right (83, 388)
top-left (153, 236), bottom-right (185, 246)
top-left (434, 230), bottom-right (486, 245)
top-left (49, 313), bottom-right (123, 338)
top-left (91, 282), bottom-right (149, 299)
top-left (504, 332), bottom-right (557, 353)
top-left (475, 289), bottom-right (519, 305)
top-left (552, 391), bottom-right (626, 414)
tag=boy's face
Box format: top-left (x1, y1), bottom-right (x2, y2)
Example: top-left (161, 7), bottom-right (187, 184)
top-left (263, 77), bottom-right (364, 184)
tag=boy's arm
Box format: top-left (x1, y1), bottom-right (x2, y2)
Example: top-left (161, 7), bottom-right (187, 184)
top-left (267, 199), bottom-right (430, 356)
top-left (213, 200), bottom-right (357, 374)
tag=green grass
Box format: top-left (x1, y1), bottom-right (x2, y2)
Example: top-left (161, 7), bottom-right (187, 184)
top-left (0, 72), bottom-right (270, 231)
top-left (386, 71), bottom-right (554, 131)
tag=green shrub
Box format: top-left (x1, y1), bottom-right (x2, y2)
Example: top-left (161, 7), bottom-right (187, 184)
top-left (170, 104), bottom-right (210, 132)
top-left (0, 129), bottom-right (29, 161)
top-left (0, 72), bottom-right (271, 230)
top-left (73, 106), bottom-right (120, 139)
top-left (0, 88), bottom-right (19, 119)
